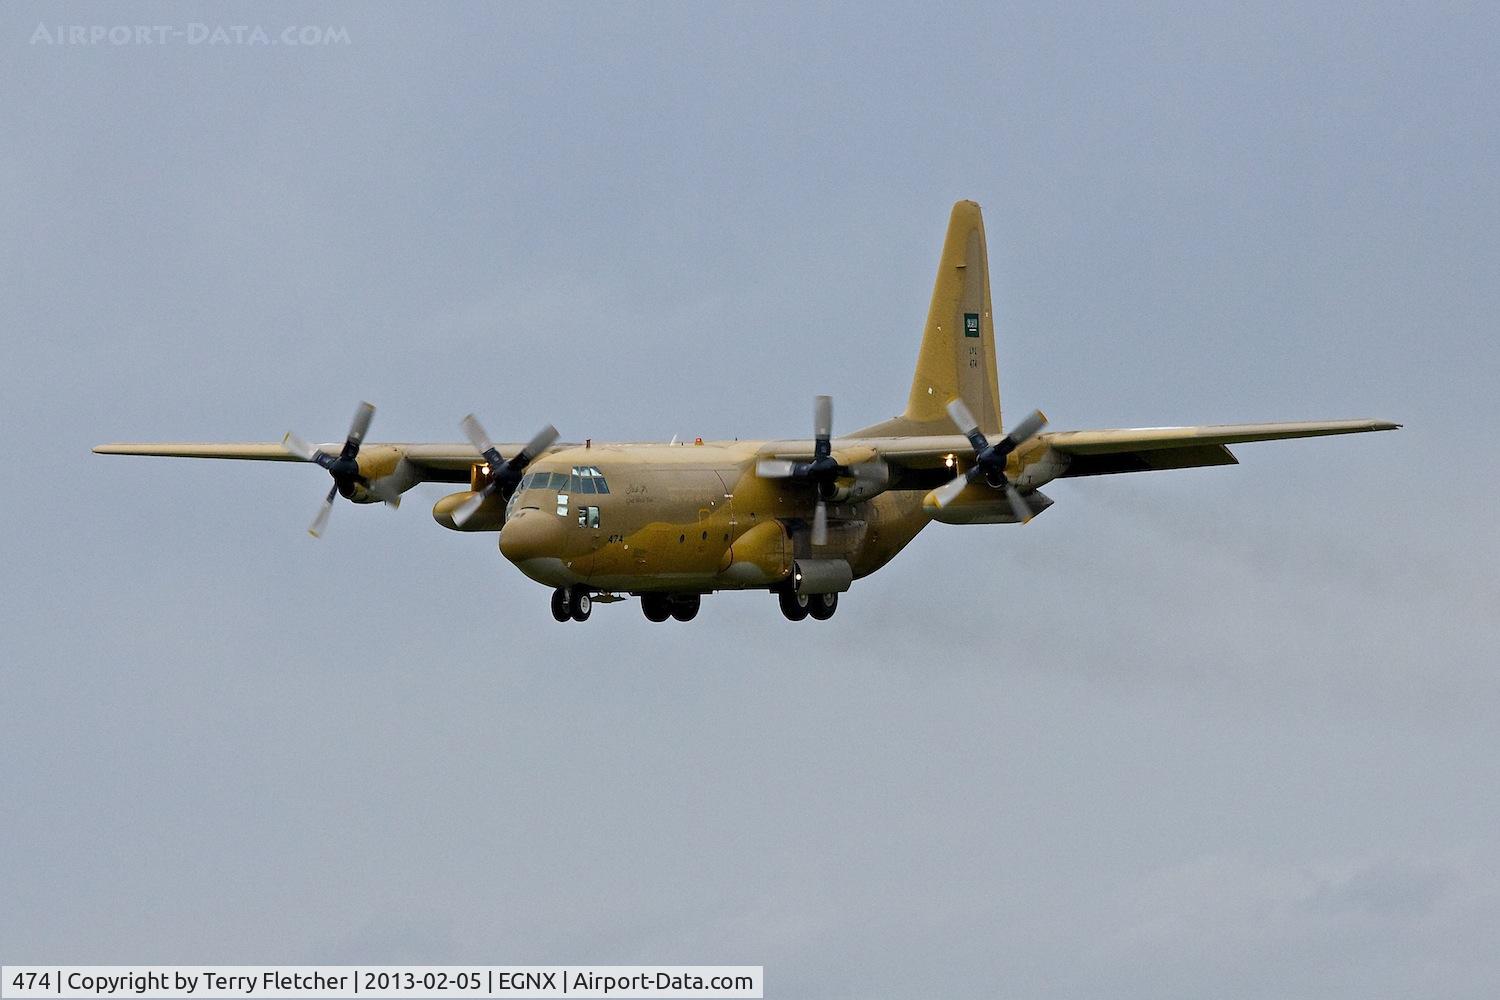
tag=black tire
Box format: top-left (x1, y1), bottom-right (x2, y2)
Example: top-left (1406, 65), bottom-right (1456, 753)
top-left (670, 595), bottom-right (701, 622)
top-left (569, 591), bottom-right (592, 622)
top-left (641, 594), bottom-right (671, 622)
top-left (778, 590), bottom-right (810, 621)
top-left (550, 588), bottom-right (570, 622)
top-left (808, 591), bottom-right (838, 620)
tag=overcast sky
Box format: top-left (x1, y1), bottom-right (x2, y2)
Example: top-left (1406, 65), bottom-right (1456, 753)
top-left (2, 3), bottom-right (1497, 997)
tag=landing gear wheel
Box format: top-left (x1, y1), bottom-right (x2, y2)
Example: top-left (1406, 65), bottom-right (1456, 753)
top-left (550, 588), bottom-right (570, 622)
top-left (569, 590), bottom-right (592, 622)
top-left (808, 591), bottom-right (838, 620)
top-left (641, 594), bottom-right (671, 622)
top-left (670, 595), bottom-right (701, 622)
top-left (778, 590), bottom-right (810, 621)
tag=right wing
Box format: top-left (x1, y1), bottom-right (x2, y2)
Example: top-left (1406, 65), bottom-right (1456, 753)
top-left (92, 441), bottom-right (548, 484)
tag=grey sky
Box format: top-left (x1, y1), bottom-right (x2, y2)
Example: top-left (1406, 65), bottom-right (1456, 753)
top-left (2, 3), bottom-right (1497, 997)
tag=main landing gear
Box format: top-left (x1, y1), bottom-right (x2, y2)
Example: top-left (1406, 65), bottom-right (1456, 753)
top-left (778, 589), bottom-right (838, 621)
top-left (640, 593), bottom-right (700, 623)
top-left (551, 587), bottom-right (835, 622)
top-left (550, 587), bottom-right (591, 622)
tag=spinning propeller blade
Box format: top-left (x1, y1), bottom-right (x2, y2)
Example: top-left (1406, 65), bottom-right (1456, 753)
top-left (309, 485), bottom-right (337, 538)
top-left (756, 459), bottom-right (797, 478)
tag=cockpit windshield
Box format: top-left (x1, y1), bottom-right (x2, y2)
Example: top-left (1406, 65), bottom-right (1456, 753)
top-left (517, 467), bottom-right (609, 495)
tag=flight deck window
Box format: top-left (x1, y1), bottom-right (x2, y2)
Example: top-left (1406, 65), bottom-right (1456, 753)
top-left (556, 493), bottom-right (569, 517)
top-left (569, 465), bottom-right (609, 494)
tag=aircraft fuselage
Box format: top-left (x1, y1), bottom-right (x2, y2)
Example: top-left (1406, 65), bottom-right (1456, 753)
top-left (489, 442), bottom-right (928, 594)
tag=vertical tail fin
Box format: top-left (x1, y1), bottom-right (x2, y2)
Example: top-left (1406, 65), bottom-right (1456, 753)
top-left (856, 200), bottom-right (1003, 438)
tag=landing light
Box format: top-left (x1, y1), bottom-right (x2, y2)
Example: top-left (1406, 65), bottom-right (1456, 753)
top-left (944, 454), bottom-right (955, 468)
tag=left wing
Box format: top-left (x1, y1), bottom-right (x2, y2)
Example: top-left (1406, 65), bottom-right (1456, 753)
top-left (1036, 418), bottom-right (1400, 477)
top-left (835, 418), bottom-right (1400, 485)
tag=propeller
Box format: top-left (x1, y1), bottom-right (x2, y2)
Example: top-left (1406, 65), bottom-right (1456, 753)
top-left (928, 399), bottom-right (1048, 523)
top-left (451, 414), bottom-right (560, 527)
top-left (755, 395), bottom-right (884, 546)
top-left (282, 401), bottom-right (379, 538)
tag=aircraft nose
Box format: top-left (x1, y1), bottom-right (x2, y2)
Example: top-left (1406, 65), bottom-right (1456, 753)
top-left (499, 509), bottom-right (563, 563)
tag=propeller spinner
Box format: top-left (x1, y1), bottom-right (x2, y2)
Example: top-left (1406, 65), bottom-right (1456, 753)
top-left (451, 415), bottom-right (560, 527)
top-left (928, 399), bottom-right (1048, 522)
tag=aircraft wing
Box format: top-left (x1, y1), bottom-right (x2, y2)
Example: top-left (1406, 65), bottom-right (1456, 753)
top-left (839, 418), bottom-right (1399, 484)
top-left (1037, 418), bottom-right (1400, 477)
top-left (92, 441), bottom-right (515, 481)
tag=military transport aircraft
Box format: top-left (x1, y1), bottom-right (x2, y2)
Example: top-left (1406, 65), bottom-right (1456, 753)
top-left (95, 201), bottom-right (1398, 623)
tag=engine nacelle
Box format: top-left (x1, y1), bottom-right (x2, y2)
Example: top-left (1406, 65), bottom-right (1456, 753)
top-left (341, 447), bottom-right (425, 505)
top-left (929, 487), bottom-right (1053, 524)
top-left (823, 462), bottom-right (891, 503)
top-left (1012, 446), bottom-right (1070, 490)
top-left (433, 490), bottom-right (506, 531)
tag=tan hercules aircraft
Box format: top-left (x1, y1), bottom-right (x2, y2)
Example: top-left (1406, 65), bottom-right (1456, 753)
top-left (96, 201), bottom-right (1398, 623)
